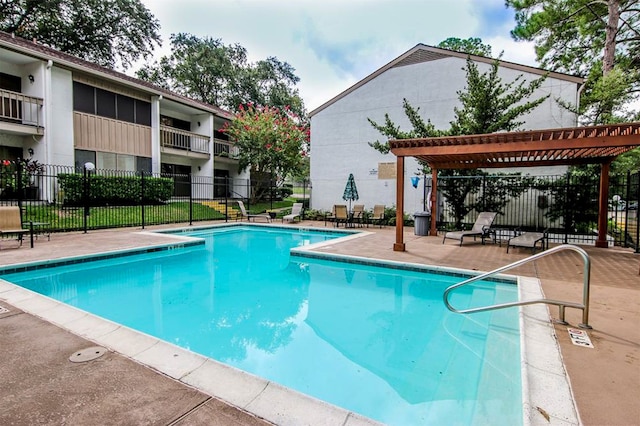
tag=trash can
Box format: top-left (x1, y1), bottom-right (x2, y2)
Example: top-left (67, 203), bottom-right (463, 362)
top-left (413, 211), bottom-right (431, 236)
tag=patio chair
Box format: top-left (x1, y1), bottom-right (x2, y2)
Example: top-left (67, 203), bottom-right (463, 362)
top-left (236, 201), bottom-right (272, 223)
top-left (0, 206), bottom-right (28, 249)
top-left (333, 205), bottom-right (349, 228)
top-left (507, 228), bottom-right (548, 253)
top-left (442, 212), bottom-right (497, 246)
top-left (369, 205), bottom-right (385, 228)
top-left (352, 204), bottom-right (365, 227)
top-left (282, 203), bottom-right (303, 223)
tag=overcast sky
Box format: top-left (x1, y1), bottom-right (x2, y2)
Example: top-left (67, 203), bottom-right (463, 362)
top-left (138, 0), bottom-right (539, 112)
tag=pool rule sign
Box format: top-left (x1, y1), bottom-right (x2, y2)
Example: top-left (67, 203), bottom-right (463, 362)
top-left (568, 328), bottom-right (594, 348)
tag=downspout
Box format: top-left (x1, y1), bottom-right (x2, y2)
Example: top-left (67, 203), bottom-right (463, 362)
top-left (575, 82), bottom-right (586, 126)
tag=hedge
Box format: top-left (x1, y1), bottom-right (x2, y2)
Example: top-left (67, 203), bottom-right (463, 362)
top-left (58, 174), bottom-right (174, 206)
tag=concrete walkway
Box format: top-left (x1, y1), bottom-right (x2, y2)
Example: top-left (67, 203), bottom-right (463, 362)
top-left (0, 221), bottom-right (638, 425)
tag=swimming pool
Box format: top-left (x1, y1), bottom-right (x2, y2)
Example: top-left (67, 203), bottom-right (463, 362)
top-left (0, 225), bottom-right (577, 425)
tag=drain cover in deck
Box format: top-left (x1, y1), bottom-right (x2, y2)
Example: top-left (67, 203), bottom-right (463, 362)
top-left (69, 346), bottom-right (107, 362)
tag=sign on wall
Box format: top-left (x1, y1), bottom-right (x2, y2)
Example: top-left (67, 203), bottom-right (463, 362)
top-left (378, 162), bottom-right (396, 179)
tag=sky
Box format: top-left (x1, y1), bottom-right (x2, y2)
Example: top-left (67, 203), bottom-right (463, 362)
top-left (137, 0), bottom-right (539, 112)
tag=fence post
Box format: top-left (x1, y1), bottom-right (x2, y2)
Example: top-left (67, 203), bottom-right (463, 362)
top-left (225, 176), bottom-right (228, 223)
top-left (82, 162), bottom-right (95, 233)
top-left (302, 179), bottom-right (306, 220)
top-left (564, 173), bottom-right (570, 244)
top-left (189, 172), bottom-right (193, 226)
top-left (627, 169), bottom-right (640, 253)
top-left (140, 170), bottom-right (146, 229)
top-left (16, 158), bottom-right (23, 212)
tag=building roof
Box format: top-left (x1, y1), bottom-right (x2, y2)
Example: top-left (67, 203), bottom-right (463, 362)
top-left (389, 122), bottom-right (640, 169)
top-left (0, 31), bottom-right (233, 119)
top-left (309, 43), bottom-right (584, 117)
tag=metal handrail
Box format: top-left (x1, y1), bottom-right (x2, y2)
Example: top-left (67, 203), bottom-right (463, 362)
top-left (443, 244), bottom-right (592, 329)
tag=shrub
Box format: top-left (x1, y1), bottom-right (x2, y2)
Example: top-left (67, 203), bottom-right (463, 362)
top-left (59, 174), bottom-right (174, 206)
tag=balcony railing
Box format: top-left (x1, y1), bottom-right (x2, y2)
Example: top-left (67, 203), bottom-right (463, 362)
top-left (0, 89), bottom-right (43, 127)
top-left (160, 125), bottom-right (209, 154)
top-left (213, 138), bottom-right (239, 158)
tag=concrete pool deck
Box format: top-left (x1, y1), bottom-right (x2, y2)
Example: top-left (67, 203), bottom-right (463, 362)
top-left (0, 221), bottom-right (638, 425)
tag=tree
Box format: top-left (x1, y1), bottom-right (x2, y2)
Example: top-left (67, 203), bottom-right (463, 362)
top-left (136, 33), bottom-right (247, 108)
top-left (368, 56), bottom-right (549, 227)
top-left (0, 0), bottom-right (160, 70)
top-left (507, 0), bottom-right (640, 124)
top-left (136, 33), bottom-right (306, 116)
top-left (437, 37), bottom-right (493, 57)
top-left (220, 103), bottom-right (308, 201)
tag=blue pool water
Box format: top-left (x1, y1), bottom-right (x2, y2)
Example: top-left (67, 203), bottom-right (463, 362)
top-left (1, 226), bottom-right (521, 425)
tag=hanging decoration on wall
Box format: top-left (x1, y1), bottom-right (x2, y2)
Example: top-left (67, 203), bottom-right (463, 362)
top-left (410, 176), bottom-right (420, 188)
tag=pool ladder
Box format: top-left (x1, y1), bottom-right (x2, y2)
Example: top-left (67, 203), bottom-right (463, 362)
top-left (443, 244), bottom-right (592, 329)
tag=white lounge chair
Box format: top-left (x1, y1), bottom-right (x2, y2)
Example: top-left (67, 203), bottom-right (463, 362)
top-left (507, 229), bottom-right (548, 253)
top-left (237, 200), bottom-right (271, 223)
top-left (443, 212), bottom-right (497, 246)
top-left (283, 203), bottom-right (303, 223)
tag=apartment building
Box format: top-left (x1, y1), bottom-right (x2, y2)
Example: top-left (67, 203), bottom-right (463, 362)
top-left (0, 31), bottom-right (246, 199)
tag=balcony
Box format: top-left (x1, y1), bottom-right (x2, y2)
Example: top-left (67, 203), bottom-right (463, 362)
top-left (0, 89), bottom-right (43, 135)
top-left (213, 138), bottom-right (239, 159)
top-left (160, 125), bottom-right (210, 157)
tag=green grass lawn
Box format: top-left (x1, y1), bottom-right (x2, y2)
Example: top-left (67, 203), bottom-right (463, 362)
top-left (22, 199), bottom-right (297, 231)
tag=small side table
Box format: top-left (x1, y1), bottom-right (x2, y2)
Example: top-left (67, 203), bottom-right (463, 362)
top-left (29, 221), bottom-right (50, 248)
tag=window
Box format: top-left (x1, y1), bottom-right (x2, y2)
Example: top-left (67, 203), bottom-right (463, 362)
top-left (96, 89), bottom-right (116, 119)
top-left (73, 82), bottom-right (95, 114)
top-left (135, 101), bottom-right (151, 126)
top-left (117, 96), bottom-right (135, 123)
top-left (97, 152), bottom-right (117, 170)
top-left (73, 81), bottom-right (151, 126)
top-left (74, 149), bottom-right (97, 170)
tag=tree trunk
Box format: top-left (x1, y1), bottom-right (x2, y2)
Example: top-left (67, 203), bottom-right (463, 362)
top-left (603, 0), bottom-right (620, 76)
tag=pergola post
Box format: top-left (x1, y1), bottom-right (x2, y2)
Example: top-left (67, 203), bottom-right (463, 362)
top-left (430, 168), bottom-right (438, 236)
top-left (595, 161), bottom-right (611, 248)
top-left (394, 156), bottom-right (405, 251)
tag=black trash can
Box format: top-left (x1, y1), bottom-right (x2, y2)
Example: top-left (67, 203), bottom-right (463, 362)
top-left (413, 211), bottom-right (431, 236)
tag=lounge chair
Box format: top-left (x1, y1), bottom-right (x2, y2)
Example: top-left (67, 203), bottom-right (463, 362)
top-left (0, 206), bottom-right (28, 249)
top-left (369, 205), bottom-right (385, 228)
top-left (236, 200), bottom-right (271, 223)
top-left (507, 229), bottom-right (548, 253)
top-left (333, 205), bottom-right (349, 228)
top-left (352, 204), bottom-right (365, 227)
top-left (282, 203), bottom-right (303, 223)
top-left (442, 212), bottom-right (497, 246)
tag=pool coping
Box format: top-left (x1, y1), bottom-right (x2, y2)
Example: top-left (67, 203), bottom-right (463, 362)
top-left (0, 224), bottom-right (579, 426)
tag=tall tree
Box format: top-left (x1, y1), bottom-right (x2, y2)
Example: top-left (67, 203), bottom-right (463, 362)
top-left (0, 0), bottom-right (161, 70)
top-left (507, 0), bottom-right (640, 124)
top-left (136, 33), bottom-right (306, 116)
top-left (437, 37), bottom-right (493, 57)
top-left (220, 103), bottom-right (308, 201)
top-left (368, 56), bottom-right (548, 227)
top-left (136, 33), bottom-right (247, 108)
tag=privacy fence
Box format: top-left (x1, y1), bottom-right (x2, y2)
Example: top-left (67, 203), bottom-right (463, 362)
top-left (0, 161), bottom-right (637, 252)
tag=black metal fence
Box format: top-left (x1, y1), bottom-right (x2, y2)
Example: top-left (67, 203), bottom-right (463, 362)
top-left (1, 161), bottom-right (636, 252)
top-left (427, 171), bottom-right (639, 251)
top-left (0, 161), bottom-right (312, 233)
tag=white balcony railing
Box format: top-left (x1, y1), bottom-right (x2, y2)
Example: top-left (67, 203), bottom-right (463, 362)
top-left (160, 125), bottom-right (209, 154)
top-left (0, 89), bottom-right (43, 127)
top-left (213, 138), bottom-right (239, 158)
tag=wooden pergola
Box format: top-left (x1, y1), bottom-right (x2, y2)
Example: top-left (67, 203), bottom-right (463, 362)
top-left (389, 122), bottom-right (640, 251)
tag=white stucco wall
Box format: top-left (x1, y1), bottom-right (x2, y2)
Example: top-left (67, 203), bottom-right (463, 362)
top-left (310, 56), bottom-right (579, 214)
top-left (48, 66), bottom-right (74, 166)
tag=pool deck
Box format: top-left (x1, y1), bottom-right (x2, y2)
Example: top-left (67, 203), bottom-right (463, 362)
top-left (0, 221), bottom-right (638, 425)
